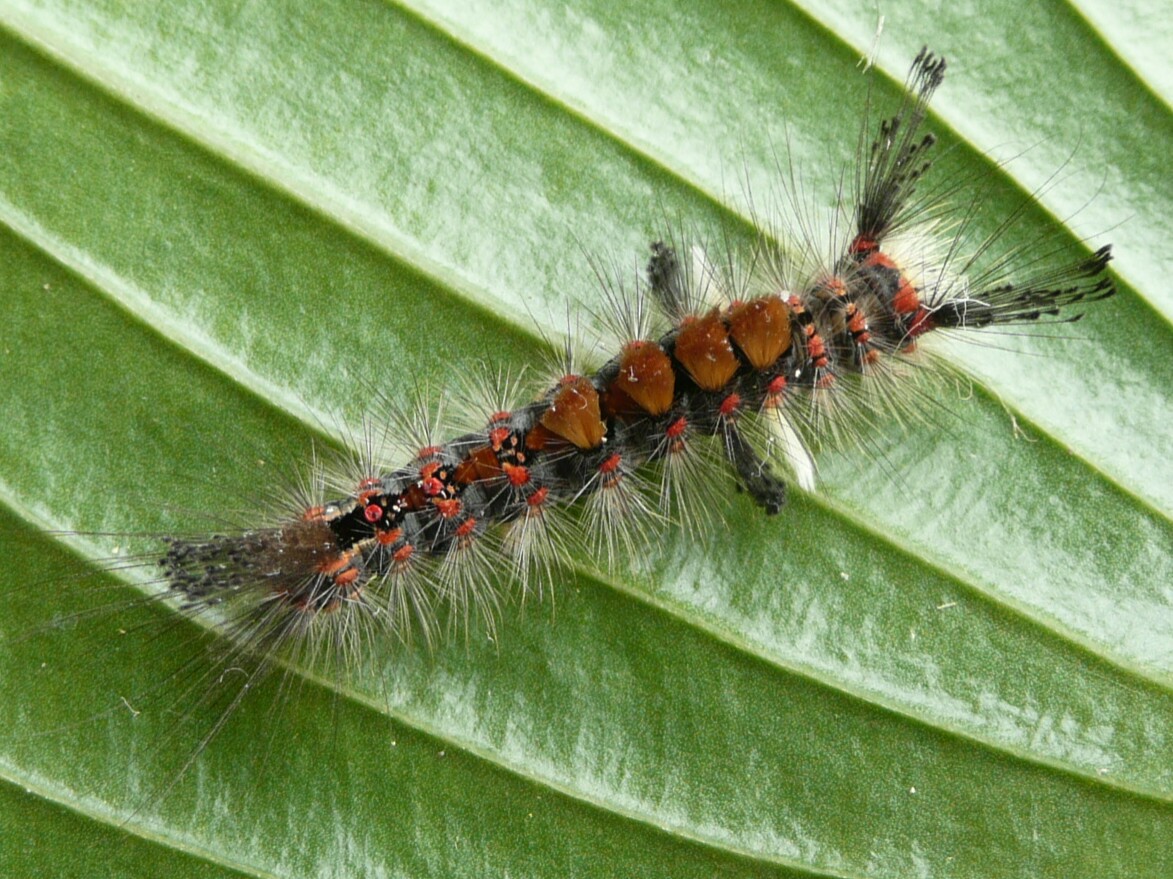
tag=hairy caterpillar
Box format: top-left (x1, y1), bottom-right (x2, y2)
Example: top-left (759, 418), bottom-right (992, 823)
top-left (147, 51), bottom-right (1115, 668)
top-left (0, 12), bottom-right (1163, 877)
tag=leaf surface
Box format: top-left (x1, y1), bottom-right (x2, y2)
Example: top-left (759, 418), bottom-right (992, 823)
top-left (0, 1), bottom-right (1169, 877)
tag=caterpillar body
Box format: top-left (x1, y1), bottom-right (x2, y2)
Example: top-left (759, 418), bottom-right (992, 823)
top-left (155, 50), bottom-right (1113, 659)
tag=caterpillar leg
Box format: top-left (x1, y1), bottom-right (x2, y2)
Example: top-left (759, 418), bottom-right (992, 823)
top-left (724, 425), bottom-right (787, 515)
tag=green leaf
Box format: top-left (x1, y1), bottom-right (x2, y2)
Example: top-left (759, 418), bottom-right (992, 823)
top-left (0, 1), bottom-right (1169, 877)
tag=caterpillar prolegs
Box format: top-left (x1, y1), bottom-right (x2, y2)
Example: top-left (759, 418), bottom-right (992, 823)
top-left (155, 49), bottom-right (1114, 658)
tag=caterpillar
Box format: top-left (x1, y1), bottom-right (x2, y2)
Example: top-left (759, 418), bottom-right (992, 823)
top-left (152, 50), bottom-right (1113, 663)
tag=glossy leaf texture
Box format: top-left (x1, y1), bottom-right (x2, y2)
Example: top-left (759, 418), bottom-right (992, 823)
top-left (0, 1), bottom-right (1170, 877)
